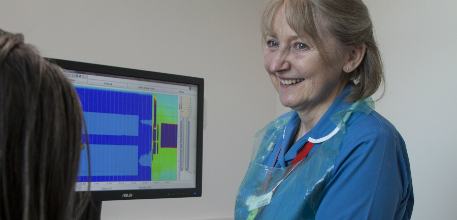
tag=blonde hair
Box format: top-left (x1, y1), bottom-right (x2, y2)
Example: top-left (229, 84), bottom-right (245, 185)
top-left (261, 0), bottom-right (384, 102)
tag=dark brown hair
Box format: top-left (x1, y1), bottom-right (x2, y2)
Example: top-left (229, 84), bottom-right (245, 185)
top-left (0, 29), bottom-right (89, 220)
top-left (261, 0), bottom-right (384, 102)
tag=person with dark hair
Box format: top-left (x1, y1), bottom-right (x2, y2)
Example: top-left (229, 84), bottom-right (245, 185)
top-left (235, 0), bottom-right (413, 219)
top-left (0, 29), bottom-right (89, 220)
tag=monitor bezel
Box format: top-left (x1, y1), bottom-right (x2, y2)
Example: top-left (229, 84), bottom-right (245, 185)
top-left (47, 58), bottom-right (203, 201)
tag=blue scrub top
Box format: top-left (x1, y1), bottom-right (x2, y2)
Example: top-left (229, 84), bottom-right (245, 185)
top-left (264, 87), bottom-right (414, 219)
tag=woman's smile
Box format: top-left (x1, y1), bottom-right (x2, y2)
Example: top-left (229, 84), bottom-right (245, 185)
top-left (279, 77), bottom-right (305, 85)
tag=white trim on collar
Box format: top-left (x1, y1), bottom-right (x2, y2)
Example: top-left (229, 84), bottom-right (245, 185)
top-left (308, 111), bottom-right (352, 144)
top-left (308, 127), bottom-right (340, 144)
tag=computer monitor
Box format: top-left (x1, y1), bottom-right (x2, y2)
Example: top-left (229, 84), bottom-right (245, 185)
top-left (48, 58), bottom-right (203, 219)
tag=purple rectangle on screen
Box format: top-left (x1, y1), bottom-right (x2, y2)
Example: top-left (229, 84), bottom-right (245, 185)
top-left (161, 123), bottom-right (177, 148)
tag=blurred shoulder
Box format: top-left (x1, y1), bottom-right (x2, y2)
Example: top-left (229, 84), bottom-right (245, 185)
top-left (347, 110), bottom-right (402, 139)
top-left (341, 110), bottom-right (406, 154)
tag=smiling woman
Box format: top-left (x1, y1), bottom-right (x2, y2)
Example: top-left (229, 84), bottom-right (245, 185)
top-left (263, 4), bottom-right (356, 133)
top-left (235, 0), bottom-right (413, 219)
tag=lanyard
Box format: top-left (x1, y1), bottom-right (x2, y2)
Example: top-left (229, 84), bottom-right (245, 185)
top-left (249, 142), bottom-right (315, 220)
top-left (269, 141), bottom-right (315, 193)
top-left (289, 141), bottom-right (314, 167)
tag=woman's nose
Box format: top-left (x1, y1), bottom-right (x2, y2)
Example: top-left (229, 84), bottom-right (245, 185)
top-left (269, 51), bottom-right (290, 73)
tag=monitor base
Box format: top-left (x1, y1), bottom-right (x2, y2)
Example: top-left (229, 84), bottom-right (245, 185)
top-left (76, 200), bottom-right (102, 220)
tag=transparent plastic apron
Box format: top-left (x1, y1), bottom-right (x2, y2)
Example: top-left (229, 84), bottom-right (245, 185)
top-left (235, 98), bottom-right (374, 220)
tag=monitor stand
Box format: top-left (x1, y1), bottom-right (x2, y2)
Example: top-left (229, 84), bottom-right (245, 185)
top-left (76, 200), bottom-right (102, 220)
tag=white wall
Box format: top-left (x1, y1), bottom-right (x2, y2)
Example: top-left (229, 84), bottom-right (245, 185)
top-left (1, 0), bottom-right (274, 219)
top-left (2, 0), bottom-right (456, 219)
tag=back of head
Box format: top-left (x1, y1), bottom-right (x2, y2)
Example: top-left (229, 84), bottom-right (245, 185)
top-left (0, 29), bottom-right (84, 220)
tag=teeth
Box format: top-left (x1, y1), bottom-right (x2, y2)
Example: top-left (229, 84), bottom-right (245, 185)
top-left (280, 78), bottom-right (304, 85)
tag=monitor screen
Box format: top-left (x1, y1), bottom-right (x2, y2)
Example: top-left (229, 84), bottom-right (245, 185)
top-left (48, 59), bottom-right (203, 201)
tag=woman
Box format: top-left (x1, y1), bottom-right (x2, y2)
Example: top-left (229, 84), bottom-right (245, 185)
top-left (0, 29), bottom-right (89, 220)
top-left (235, 0), bottom-right (413, 219)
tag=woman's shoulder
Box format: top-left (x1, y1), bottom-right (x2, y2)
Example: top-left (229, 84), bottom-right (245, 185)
top-left (346, 110), bottom-right (403, 142)
top-left (338, 109), bottom-right (408, 163)
top-left (323, 110), bottom-right (413, 220)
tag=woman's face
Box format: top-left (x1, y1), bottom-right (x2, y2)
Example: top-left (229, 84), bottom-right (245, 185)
top-left (264, 6), bottom-right (348, 114)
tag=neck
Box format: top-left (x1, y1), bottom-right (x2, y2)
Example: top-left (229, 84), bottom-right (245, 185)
top-left (292, 109), bottom-right (324, 145)
top-left (292, 84), bottom-right (347, 144)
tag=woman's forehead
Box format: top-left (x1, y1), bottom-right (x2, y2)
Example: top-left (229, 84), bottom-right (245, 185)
top-left (271, 6), bottom-right (292, 35)
top-left (269, 7), bottom-right (315, 43)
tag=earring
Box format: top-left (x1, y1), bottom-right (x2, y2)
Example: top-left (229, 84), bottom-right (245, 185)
top-left (344, 66), bottom-right (350, 72)
top-left (352, 78), bottom-right (360, 85)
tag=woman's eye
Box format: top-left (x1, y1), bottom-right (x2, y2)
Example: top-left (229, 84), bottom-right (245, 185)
top-left (295, 42), bottom-right (308, 50)
top-left (267, 40), bottom-right (279, 47)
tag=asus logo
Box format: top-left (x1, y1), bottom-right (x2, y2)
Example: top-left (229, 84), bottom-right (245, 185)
top-left (122, 194), bottom-right (133, 198)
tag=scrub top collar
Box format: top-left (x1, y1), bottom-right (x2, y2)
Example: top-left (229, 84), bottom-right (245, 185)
top-left (276, 86), bottom-right (353, 167)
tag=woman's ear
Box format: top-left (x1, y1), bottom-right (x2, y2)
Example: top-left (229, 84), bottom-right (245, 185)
top-left (342, 44), bottom-right (366, 73)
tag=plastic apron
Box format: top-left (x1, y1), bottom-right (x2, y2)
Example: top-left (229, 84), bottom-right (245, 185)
top-left (235, 97), bottom-right (374, 220)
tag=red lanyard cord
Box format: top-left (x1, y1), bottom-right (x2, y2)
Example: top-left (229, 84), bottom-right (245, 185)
top-left (270, 142), bottom-right (314, 193)
top-left (290, 141), bottom-right (314, 166)
top-left (255, 142), bottom-right (315, 219)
